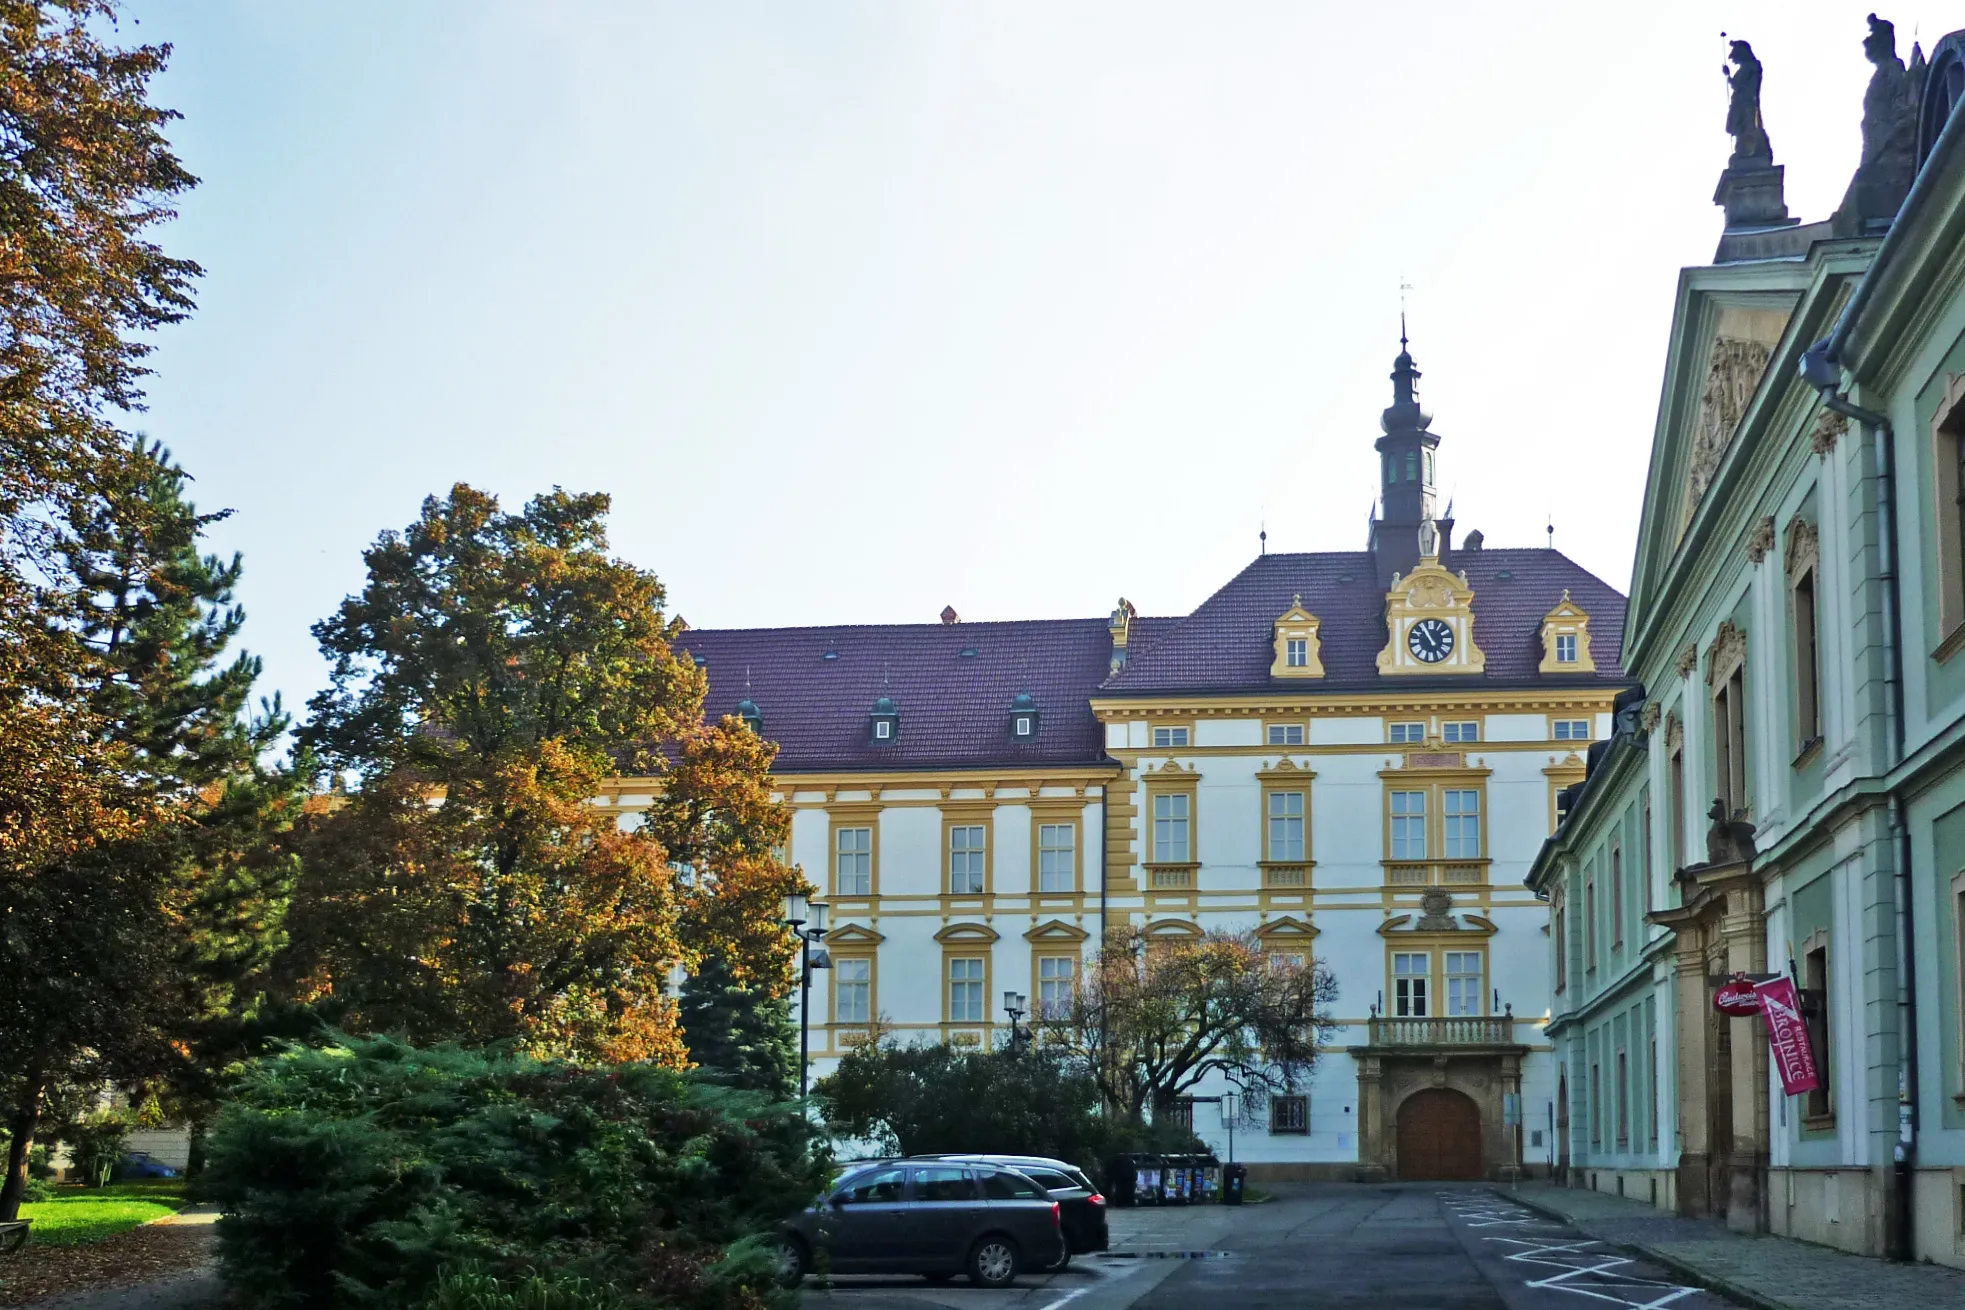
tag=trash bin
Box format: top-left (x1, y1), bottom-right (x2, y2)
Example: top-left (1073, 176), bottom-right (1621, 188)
top-left (1221, 1162), bottom-right (1247, 1205)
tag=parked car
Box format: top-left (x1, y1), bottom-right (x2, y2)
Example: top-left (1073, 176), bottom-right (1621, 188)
top-left (912, 1154), bottom-right (1108, 1264)
top-left (114, 1153), bottom-right (178, 1180)
top-left (777, 1158), bottom-right (1066, 1287)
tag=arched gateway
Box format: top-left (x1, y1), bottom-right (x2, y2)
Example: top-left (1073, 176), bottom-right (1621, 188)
top-left (1396, 1087), bottom-right (1483, 1180)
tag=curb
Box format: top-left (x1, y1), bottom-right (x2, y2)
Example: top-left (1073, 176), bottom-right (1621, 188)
top-left (1502, 1191), bottom-right (1793, 1310)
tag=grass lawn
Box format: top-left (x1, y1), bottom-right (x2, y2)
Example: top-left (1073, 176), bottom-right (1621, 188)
top-left (18, 1181), bottom-right (189, 1247)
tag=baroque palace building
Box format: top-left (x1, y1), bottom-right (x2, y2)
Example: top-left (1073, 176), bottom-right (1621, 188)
top-left (608, 345), bottom-right (1631, 1182)
top-left (1528, 20), bottom-right (1965, 1269)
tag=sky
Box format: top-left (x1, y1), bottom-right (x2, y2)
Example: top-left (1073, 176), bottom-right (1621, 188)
top-left (118, 1), bottom-right (1954, 723)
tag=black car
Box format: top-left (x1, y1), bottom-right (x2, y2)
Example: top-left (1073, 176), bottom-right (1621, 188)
top-left (777, 1159), bottom-right (1066, 1287)
top-left (914, 1155), bottom-right (1108, 1263)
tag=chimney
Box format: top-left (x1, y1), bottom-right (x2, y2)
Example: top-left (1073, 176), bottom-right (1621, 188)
top-left (940, 605), bottom-right (960, 625)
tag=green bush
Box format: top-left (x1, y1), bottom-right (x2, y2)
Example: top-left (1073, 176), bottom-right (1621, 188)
top-left (66, 1111), bottom-right (134, 1188)
top-left (425, 1263), bottom-right (625, 1310)
top-left (199, 1034), bottom-right (826, 1310)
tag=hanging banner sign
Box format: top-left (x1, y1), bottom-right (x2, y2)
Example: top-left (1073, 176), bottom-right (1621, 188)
top-left (1712, 977), bottom-right (1760, 1016)
top-left (1752, 975), bottom-right (1821, 1096)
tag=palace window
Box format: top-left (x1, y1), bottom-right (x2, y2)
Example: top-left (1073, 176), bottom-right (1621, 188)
top-left (1286, 638), bottom-right (1309, 667)
top-left (1713, 661), bottom-right (1747, 816)
top-left (1804, 942), bottom-right (1833, 1122)
top-left (1037, 955), bottom-right (1074, 1015)
top-left (949, 825), bottom-right (986, 894)
top-left (1268, 791), bottom-right (1306, 862)
top-left (1554, 719), bottom-right (1591, 741)
top-left (1389, 791), bottom-right (1427, 860)
top-left (834, 957), bottom-right (871, 1024)
top-left (1393, 952), bottom-right (1430, 1017)
top-left (1793, 560), bottom-right (1822, 752)
top-left (835, 827), bottom-right (872, 896)
top-left (1553, 901), bottom-right (1567, 992)
top-left (1590, 1062), bottom-right (1602, 1145)
top-left (1270, 1095), bottom-right (1309, 1135)
top-left (1444, 950), bottom-right (1484, 1017)
top-left (1585, 873), bottom-right (1598, 971)
top-left (1616, 1049), bottom-right (1630, 1147)
top-left (1556, 634), bottom-right (1578, 663)
top-left (1610, 845), bottom-right (1624, 947)
top-left (1152, 726), bottom-right (1189, 748)
top-left (1152, 793), bottom-right (1191, 863)
top-left (1648, 1037), bottom-right (1660, 1150)
top-left (1443, 721), bottom-right (1479, 743)
top-left (948, 958), bottom-right (985, 1023)
top-left (1668, 735), bottom-right (1687, 869)
top-left (1442, 789), bottom-right (1481, 858)
top-left (1037, 823), bottom-right (1075, 892)
top-left (1267, 723), bottom-right (1305, 745)
top-left (1389, 721), bottom-right (1426, 744)
top-left (1930, 377), bottom-right (1965, 639)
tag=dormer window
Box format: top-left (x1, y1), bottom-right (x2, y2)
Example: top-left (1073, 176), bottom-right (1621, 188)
top-left (736, 698), bottom-right (763, 734)
top-left (869, 695), bottom-right (899, 744)
top-left (1539, 591), bottom-right (1596, 674)
top-left (1270, 595), bottom-right (1325, 679)
top-left (1009, 691), bottom-right (1040, 740)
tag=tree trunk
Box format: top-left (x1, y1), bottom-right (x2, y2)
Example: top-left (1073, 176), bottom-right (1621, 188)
top-left (0, 1067), bottom-right (44, 1223)
top-left (185, 1110), bottom-right (208, 1178)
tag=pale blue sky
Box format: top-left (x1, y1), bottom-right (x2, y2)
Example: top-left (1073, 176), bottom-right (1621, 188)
top-left (123, 2), bottom-right (1946, 719)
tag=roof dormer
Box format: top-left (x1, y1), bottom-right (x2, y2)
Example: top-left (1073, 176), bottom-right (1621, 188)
top-left (1009, 690), bottom-right (1040, 741)
top-left (869, 694), bottom-right (899, 745)
top-left (1538, 590), bottom-right (1596, 674)
top-left (1270, 594), bottom-right (1325, 679)
top-left (736, 697), bottom-right (763, 734)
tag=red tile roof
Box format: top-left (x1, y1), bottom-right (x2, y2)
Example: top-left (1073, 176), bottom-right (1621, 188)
top-left (678, 549), bottom-right (1627, 773)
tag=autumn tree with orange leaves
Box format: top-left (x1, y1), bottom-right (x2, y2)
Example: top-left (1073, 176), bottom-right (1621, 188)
top-left (286, 486), bottom-right (805, 1065)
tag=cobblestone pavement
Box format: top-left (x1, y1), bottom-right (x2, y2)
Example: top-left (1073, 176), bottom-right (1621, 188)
top-left (1506, 1182), bottom-right (1965, 1310)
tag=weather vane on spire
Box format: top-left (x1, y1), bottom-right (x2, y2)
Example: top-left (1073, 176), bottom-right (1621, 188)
top-left (1399, 275), bottom-right (1413, 348)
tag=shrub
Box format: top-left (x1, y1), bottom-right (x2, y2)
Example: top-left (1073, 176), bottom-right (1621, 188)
top-left (425, 1264), bottom-right (625, 1310)
top-left (199, 1034), bottom-right (825, 1310)
top-left (65, 1111), bottom-right (134, 1188)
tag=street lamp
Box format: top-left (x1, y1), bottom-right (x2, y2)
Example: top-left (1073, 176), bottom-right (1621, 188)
top-left (781, 893), bottom-right (831, 1097)
top-left (1002, 990), bottom-right (1030, 1057)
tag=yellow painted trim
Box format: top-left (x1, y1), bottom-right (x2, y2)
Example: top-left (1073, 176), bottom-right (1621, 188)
top-left (1539, 592), bottom-right (1599, 674)
top-left (1270, 596), bottom-right (1326, 679)
top-left (1029, 802), bottom-right (1084, 896)
top-left (941, 803), bottom-right (995, 896)
top-left (827, 806), bottom-right (880, 898)
top-left (1377, 556), bottom-right (1488, 676)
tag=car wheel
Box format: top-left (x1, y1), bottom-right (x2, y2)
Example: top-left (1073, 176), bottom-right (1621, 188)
top-left (968, 1235), bottom-right (1020, 1287)
top-left (775, 1236), bottom-right (809, 1288)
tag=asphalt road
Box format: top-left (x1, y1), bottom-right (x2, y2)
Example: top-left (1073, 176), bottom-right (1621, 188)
top-left (800, 1185), bottom-right (1740, 1310)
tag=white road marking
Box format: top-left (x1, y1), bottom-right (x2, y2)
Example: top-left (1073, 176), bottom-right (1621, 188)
top-left (1439, 1193), bottom-right (1705, 1310)
top-left (1035, 1285), bottom-right (1092, 1310)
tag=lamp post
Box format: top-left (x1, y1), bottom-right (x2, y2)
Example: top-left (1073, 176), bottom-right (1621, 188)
top-left (781, 893), bottom-right (831, 1098)
top-left (1002, 990), bottom-right (1030, 1057)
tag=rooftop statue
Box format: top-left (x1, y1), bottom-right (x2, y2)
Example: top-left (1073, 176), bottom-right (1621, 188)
top-left (1714, 36), bottom-right (1792, 233)
top-left (1835, 13), bottom-right (1921, 234)
top-left (1724, 39), bottom-right (1773, 162)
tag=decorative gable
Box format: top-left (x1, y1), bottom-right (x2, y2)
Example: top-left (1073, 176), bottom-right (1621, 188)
top-left (826, 922), bottom-right (886, 946)
top-left (1269, 594), bottom-right (1325, 679)
top-left (933, 921), bottom-right (1001, 945)
top-left (1376, 551), bottom-right (1486, 677)
top-left (1538, 590), bottom-right (1597, 673)
top-left (1254, 915), bottom-right (1319, 943)
top-left (1023, 919), bottom-right (1090, 943)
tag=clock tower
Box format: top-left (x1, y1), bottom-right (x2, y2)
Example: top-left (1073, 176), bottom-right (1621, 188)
top-left (1368, 328), bottom-right (1452, 588)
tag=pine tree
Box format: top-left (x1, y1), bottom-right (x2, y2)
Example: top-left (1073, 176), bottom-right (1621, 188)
top-left (679, 955), bottom-right (797, 1101)
top-left (0, 446), bottom-right (297, 1216)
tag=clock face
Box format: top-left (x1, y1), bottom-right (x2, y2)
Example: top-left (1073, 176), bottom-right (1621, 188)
top-left (1407, 618), bottom-right (1455, 663)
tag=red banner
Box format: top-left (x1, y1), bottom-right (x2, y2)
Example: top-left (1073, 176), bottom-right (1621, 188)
top-left (1752, 975), bottom-right (1821, 1096)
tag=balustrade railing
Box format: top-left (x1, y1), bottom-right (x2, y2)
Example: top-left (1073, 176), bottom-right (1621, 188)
top-left (1368, 1015), bottom-right (1514, 1046)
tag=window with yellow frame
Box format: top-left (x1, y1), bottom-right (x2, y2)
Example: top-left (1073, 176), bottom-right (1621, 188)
top-left (1257, 760), bottom-right (1314, 888)
top-left (941, 805), bottom-right (994, 897)
top-left (1142, 762), bottom-right (1200, 890)
top-left (1379, 768), bottom-right (1490, 881)
top-left (1384, 942), bottom-right (1489, 1018)
top-left (1029, 806), bottom-right (1081, 895)
top-left (828, 807), bottom-right (880, 899)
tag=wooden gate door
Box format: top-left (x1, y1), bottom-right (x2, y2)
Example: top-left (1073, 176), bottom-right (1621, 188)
top-left (1396, 1088), bottom-right (1483, 1181)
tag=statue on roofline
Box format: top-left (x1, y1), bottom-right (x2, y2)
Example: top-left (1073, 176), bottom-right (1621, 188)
top-left (1724, 38), bottom-right (1773, 163)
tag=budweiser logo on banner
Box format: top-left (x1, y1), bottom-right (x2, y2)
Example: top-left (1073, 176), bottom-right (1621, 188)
top-left (1752, 975), bottom-right (1821, 1096)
